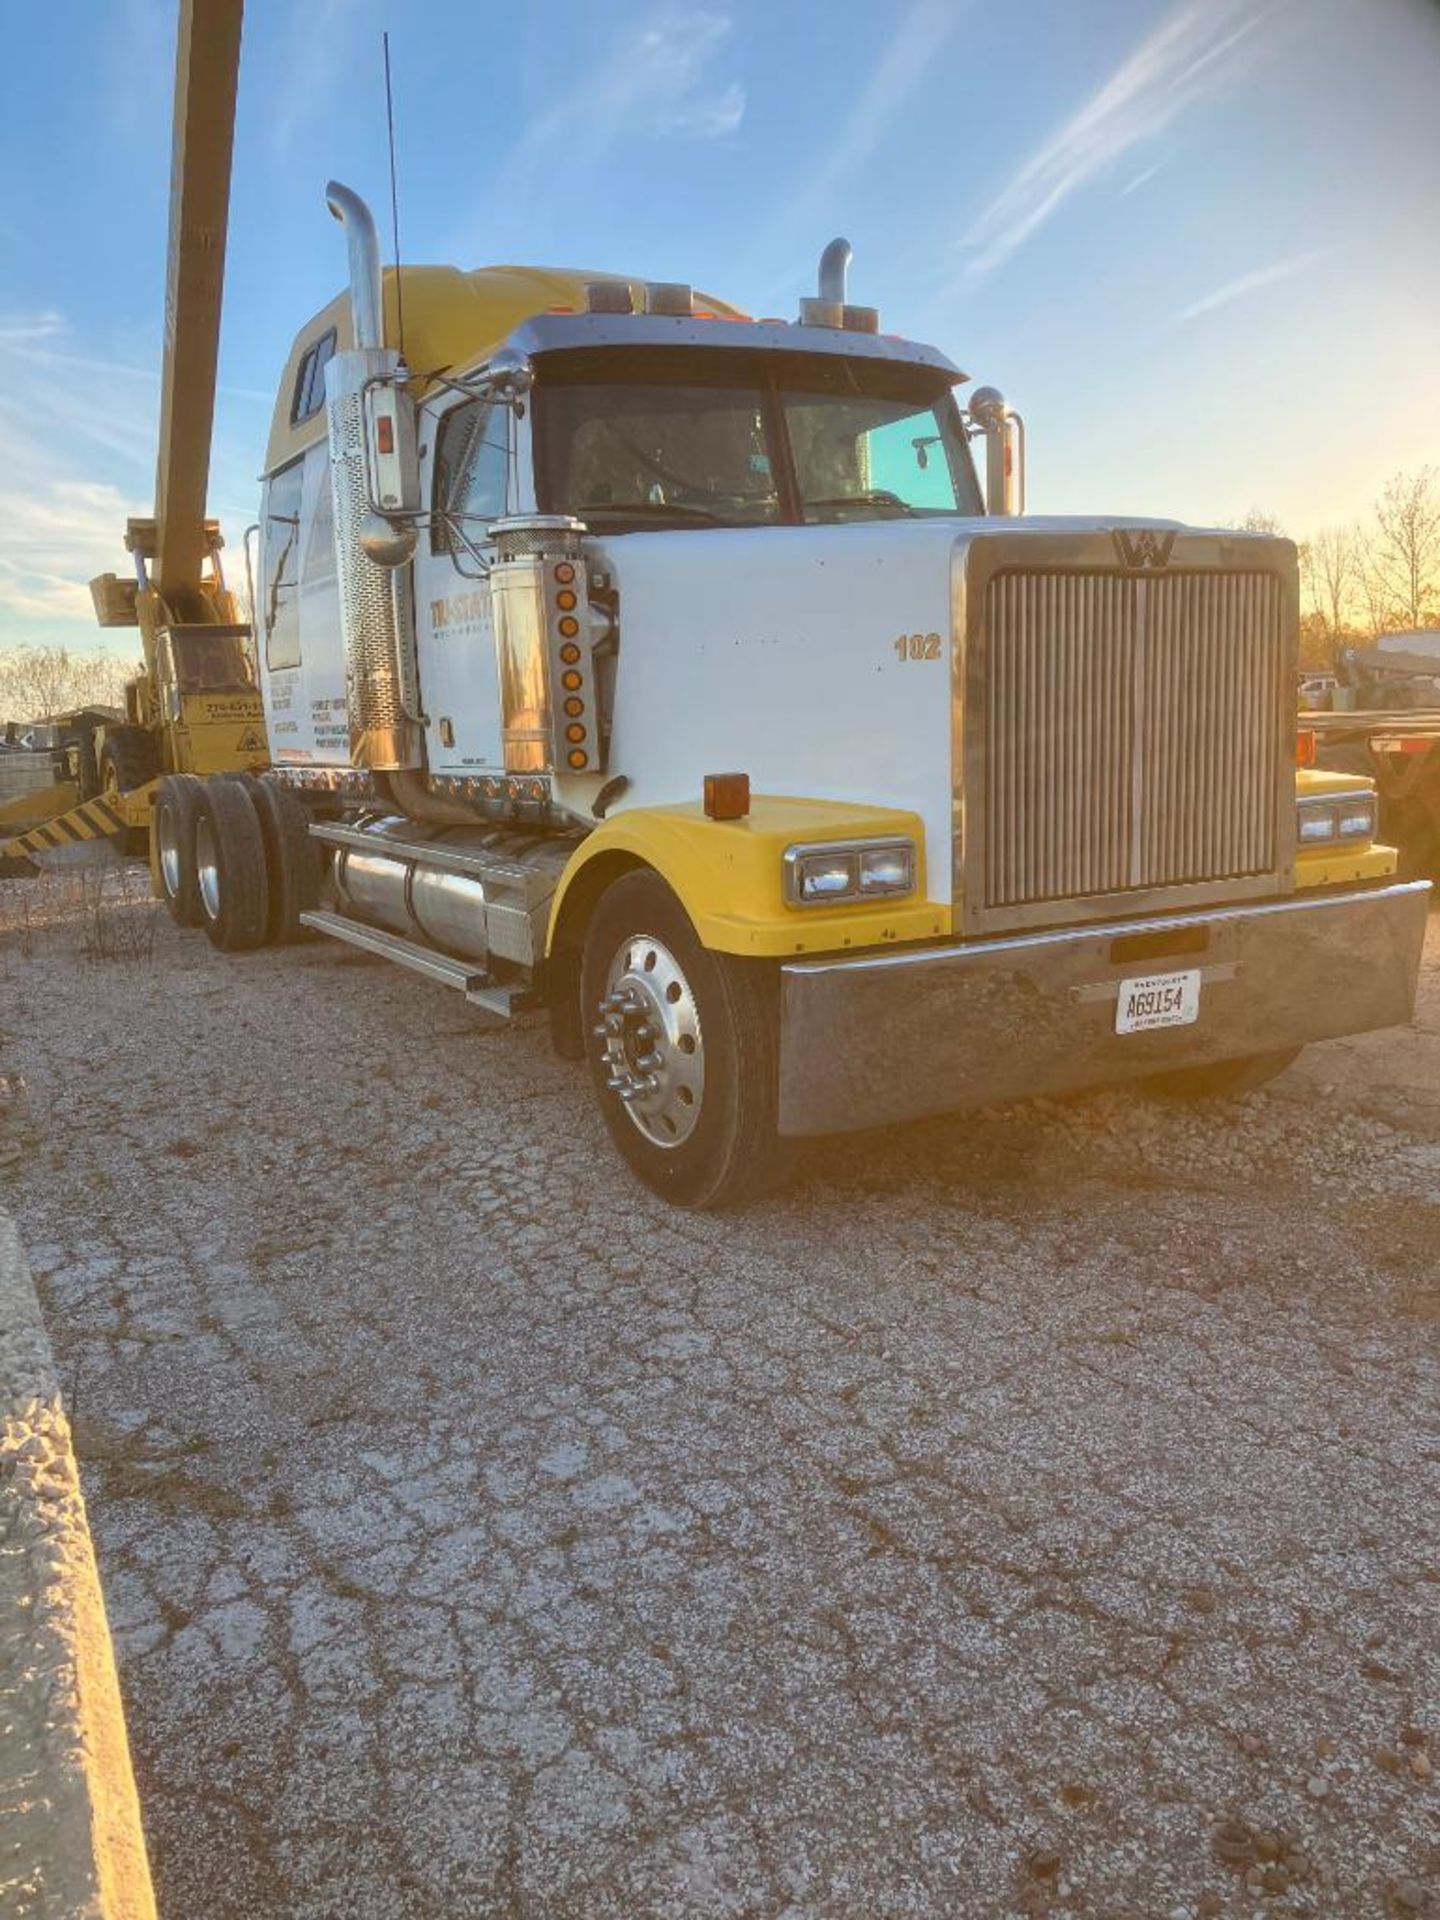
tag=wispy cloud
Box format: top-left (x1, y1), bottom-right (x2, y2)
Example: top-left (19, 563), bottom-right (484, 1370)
top-left (961, 0), bottom-right (1265, 278)
top-left (779, 0), bottom-right (959, 237)
top-left (267, 0), bottom-right (370, 163)
top-left (0, 480), bottom-right (133, 625)
top-left (494, 7), bottom-right (745, 209)
top-left (1175, 246), bottom-right (1329, 323)
top-left (0, 311), bottom-right (268, 409)
top-left (1120, 159), bottom-right (1166, 197)
top-left (0, 312), bottom-right (262, 642)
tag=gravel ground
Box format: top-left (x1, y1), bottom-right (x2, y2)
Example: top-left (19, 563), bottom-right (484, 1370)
top-left (0, 865), bottom-right (1436, 1920)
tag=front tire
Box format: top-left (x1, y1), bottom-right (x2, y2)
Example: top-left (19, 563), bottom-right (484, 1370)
top-left (98, 726), bottom-right (160, 796)
top-left (193, 778), bottom-right (269, 952)
top-left (1141, 1048), bottom-right (1301, 1101)
top-left (154, 774), bottom-right (205, 927)
top-left (581, 870), bottom-right (788, 1208)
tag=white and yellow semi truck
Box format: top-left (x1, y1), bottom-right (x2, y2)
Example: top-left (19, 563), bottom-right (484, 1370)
top-left (145, 180), bottom-right (1427, 1205)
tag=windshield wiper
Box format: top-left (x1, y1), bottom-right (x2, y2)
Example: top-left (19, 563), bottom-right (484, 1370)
top-left (805, 490), bottom-right (917, 517)
top-left (573, 501), bottom-right (727, 526)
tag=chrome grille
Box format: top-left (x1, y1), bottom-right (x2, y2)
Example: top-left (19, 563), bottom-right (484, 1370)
top-left (981, 570), bottom-right (1286, 912)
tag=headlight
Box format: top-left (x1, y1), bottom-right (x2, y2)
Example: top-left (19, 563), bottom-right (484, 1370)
top-left (1296, 790), bottom-right (1376, 846)
top-left (784, 837), bottom-right (916, 906)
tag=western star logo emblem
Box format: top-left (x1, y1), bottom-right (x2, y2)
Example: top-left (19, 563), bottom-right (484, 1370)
top-left (1111, 526), bottom-right (1176, 570)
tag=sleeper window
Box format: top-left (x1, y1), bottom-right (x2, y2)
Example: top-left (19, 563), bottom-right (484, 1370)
top-left (291, 329), bottom-right (337, 425)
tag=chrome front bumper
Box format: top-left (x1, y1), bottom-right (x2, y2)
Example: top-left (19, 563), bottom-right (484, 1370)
top-left (776, 880), bottom-right (1431, 1138)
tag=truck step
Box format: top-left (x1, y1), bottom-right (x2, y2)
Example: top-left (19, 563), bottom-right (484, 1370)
top-left (301, 909), bottom-right (485, 991)
top-left (298, 910), bottom-right (537, 1019)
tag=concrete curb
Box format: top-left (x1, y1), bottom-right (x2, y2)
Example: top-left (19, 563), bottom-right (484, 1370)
top-left (0, 1209), bottom-right (156, 1920)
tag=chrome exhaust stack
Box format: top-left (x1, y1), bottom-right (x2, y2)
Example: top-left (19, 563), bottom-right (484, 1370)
top-left (799, 238), bottom-right (879, 334)
top-left (321, 181), bottom-right (423, 772)
top-left (967, 385), bottom-right (1027, 517)
top-left (326, 181), bottom-right (384, 351)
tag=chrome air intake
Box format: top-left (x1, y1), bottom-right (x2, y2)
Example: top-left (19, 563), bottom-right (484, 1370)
top-left (322, 181), bottom-right (422, 772)
top-left (488, 516), bottom-right (604, 778)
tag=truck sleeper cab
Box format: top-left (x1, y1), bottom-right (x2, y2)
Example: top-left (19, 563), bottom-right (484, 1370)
top-left (151, 184), bottom-right (1429, 1207)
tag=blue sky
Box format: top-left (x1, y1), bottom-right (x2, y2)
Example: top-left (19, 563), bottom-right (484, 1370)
top-left (2, 0), bottom-right (1438, 653)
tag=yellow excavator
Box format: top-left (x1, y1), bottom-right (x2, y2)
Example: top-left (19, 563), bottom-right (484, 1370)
top-left (1, 0), bottom-right (265, 870)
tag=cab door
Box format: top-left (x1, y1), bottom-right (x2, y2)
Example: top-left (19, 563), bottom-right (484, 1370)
top-left (412, 395), bottom-right (518, 776)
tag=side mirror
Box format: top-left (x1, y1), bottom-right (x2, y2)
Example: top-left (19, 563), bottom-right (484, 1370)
top-left (360, 373), bottom-right (422, 567)
top-left (480, 346), bottom-right (534, 405)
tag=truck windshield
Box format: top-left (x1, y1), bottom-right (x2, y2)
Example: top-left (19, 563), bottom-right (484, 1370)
top-left (169, 630), bottom-right (255, 694)
top-left (534, 347), bottom-right (981, 530)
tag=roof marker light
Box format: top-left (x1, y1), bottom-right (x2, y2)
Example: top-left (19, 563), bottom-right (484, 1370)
top-left (586, 283), bottom-right (634, 315)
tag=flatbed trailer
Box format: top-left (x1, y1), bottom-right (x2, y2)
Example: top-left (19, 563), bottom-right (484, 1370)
top-left (1303, 707), bottom-right (1440, 880)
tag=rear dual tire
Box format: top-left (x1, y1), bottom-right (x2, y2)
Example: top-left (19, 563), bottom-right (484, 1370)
top-left (155, 774), bottom-right (206, 927)
top-left (157, 773), bottom-right (317, 949)
top-left (194, 777), bottom-right (269, 951)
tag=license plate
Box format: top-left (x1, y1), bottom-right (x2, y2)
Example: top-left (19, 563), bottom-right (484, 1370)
top-left (1115, 968), bottom-right (1201, 1035)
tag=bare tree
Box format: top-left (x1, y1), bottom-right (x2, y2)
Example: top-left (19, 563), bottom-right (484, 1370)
top-left (1304, 524), bottom-right (1358, 639)
top-left (1236, 508), bottom-right (1285, 537)
top-left (0, 645), bottom-right (135, 724)
top-left (1367, 466), bottom-right (1440, 632)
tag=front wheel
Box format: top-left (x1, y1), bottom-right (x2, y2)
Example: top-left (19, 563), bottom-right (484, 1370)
top-left (1140, 1048), bottom-right (1301, 1101)
top-left (580, 870), bottom-right (788, 1208)
top-left (98, 726), bottom-right (159, 796)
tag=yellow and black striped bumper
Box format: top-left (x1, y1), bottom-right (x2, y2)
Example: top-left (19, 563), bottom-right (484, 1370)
top-left (1, 795), bottom-right (131, 863)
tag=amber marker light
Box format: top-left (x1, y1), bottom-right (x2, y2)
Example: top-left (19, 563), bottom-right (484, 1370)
top-left (561, 669), bottom-right (583, 692)
top-left (556, 590), bottom-right (578, 611)
top-left (568, 749), bottom-right (588, 769)
top-left (703, 771), bottom-right (750, 821)
top-left (554, 562), bottom-right (576, 584)
top-left (566, 723), bottom-right (587, 744)
top-left (558, 616), bottom-right (580, 638)
top-left (559, 643), bottom-right (581, 664)
top-left (1297, 728), bottom-right (1317, 767)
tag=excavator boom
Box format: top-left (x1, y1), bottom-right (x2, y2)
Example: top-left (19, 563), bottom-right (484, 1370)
top-left (153, 0), bottom-right (244, 605)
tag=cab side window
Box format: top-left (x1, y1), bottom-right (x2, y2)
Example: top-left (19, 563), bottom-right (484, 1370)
top-left (261, 460), bottom-right (305, 670)
top-left (431, 399), bottom-right (509, 555)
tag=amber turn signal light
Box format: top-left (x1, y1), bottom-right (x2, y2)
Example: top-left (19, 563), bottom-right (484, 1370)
top-left (704, 771), bottom-right (750, 821)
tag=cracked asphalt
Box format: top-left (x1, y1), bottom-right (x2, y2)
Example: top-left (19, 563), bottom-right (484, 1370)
top-left (1, 873), bottom-right (1436, 1919)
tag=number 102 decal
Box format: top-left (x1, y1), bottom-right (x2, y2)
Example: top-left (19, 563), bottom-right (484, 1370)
top-left (893, 632), bottom-right (942, 661)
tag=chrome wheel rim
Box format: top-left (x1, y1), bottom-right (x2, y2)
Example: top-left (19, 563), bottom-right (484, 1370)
top-left (157, 805), bottom-right (181, 900)
top-left (596, 933), bottom-right (705, 1148)
top-left (195, 814), bottom-right (221, 922)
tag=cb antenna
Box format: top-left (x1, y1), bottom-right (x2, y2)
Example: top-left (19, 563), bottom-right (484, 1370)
top-left (382, 30), bottom-right (406, 362)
